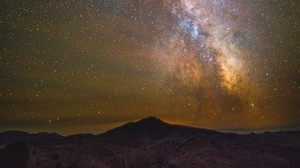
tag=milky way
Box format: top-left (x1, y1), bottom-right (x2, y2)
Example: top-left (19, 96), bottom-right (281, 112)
top-left (151, 0), bottom-right (299, 128)
top-left (0, 0), bottom-right (299, 134)
top-left (153, 1), bottom-right (264, 116)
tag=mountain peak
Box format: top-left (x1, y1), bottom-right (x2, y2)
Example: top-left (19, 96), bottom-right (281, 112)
top-left (134, 116), bottom-right (165, 125)
top-left (99, 117), bottom-right (170, 138)
top-left (99, 117), bottom-right (219, 142)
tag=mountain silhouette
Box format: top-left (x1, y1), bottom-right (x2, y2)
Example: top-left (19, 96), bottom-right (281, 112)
top-left (0, 117), bottom-right (299, 168)
top-left (0, 131), bottom-right (63, 143)
top-left (98, 116), bottom-right (220, 143)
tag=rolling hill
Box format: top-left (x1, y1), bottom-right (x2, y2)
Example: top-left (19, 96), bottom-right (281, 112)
top-left (0, 117), bottom-right (299, 168)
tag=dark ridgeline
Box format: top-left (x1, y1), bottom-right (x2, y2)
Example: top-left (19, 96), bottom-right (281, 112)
top-left (0, 131), bottom-right (63, 143)
top-left (98, 116), bottom-right (220, 143)
top-left (0, 117), bottom-right (299, 168)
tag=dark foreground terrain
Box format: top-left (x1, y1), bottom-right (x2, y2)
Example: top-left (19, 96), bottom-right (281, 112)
top-left (0, 117), bottom-right (300, 168)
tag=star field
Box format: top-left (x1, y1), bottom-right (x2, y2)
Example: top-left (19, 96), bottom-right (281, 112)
top-left (0, 0), bottom-right (299, 134)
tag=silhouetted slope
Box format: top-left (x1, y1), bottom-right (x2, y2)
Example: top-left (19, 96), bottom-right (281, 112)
top-left (0, 131), bottom-right (63, 143)
top-left (0, 117), bottom-right (299, 168)
top-left (99, 117), bottom-right (219, 139)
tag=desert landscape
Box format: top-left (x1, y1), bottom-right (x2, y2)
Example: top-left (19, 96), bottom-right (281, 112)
top-left (1, 117), bottom-right (300, 168)
top-left (1, 1), bottom-right (299, 168)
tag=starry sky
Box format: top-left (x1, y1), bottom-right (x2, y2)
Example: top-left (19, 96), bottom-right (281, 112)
top-left (0, 0), bottom-right (299, 135)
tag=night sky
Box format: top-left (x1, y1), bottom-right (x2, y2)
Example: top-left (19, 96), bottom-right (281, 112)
top-left (0, 0), bottom-right (299, 135)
